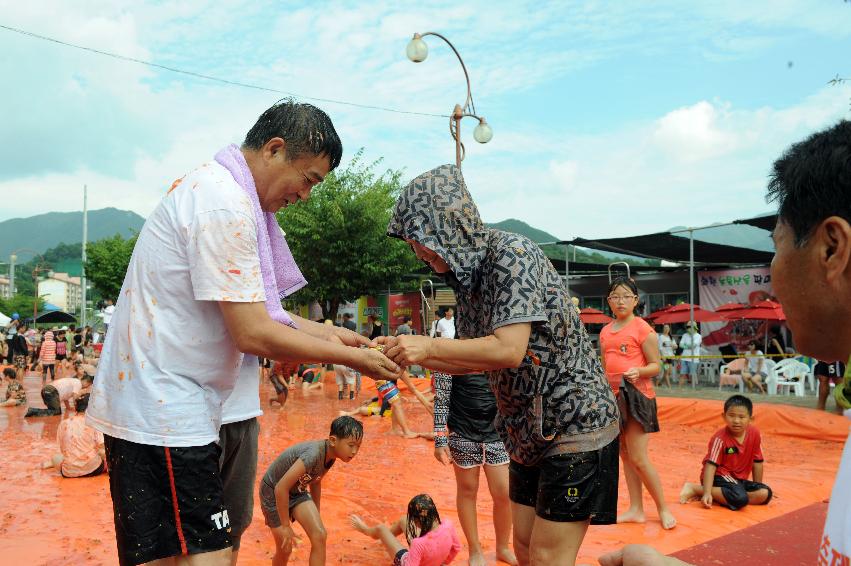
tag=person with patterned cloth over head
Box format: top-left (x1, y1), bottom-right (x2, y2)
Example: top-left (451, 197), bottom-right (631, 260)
top-left (382, 164), bottom-right (620, 566)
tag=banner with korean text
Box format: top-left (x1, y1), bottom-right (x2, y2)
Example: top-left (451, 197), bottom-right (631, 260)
top-left (698, 267), bottom-right (775, 349)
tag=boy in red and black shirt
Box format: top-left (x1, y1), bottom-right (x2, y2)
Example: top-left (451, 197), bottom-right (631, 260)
top-left (679, 395), bottom-right (773, 510)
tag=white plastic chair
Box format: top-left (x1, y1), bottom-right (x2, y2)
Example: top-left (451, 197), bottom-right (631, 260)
top-left (699, 360), bottom-right (719, 385)
top-left (718, 360), bottom-right (745, 393)
top-left (767, 359), bottom-right (809, 396)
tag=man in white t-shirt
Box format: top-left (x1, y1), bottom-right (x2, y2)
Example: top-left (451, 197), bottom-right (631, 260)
top-left (678, 322), bottom-right (702, 387)
top-left (764, 120), bottom-right (851, 564)
top-left (435, 307), bottom-right (456, 339)
top-left (87, 101), bottom-right (400, 566)
top-left (101, 299), bottom-right (115, 334)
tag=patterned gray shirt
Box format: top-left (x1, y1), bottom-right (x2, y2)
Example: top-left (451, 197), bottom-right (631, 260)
top-left (388, 164), bottom-right (619, 465)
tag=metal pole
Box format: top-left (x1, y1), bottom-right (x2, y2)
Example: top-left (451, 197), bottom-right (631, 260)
top-left (81, 185), bottom-right (88, 327)
top-left (564, 244), bottom-right (570, 294)
top-left (453, 105), bottom-right (463, 168)
top-left (8, 254), bottom-right (15, 297)
top-left (689, 229), bottom-right (695, 326)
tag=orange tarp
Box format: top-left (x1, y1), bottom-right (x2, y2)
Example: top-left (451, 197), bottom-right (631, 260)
top-left (0, 382), bottom-right (844, 565)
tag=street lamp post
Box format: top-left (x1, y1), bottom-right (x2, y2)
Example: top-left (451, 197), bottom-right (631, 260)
top-left (9, 253), bottom-right (16, 297)
top-left (406, 32), bottom-right (493, 168)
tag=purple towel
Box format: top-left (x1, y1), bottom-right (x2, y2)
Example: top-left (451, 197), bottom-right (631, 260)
top-left (214, 144), bottom-right (306, 328)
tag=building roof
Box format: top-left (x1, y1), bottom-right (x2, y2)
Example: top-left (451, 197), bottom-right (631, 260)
top-left (560, 233), bottom-right (774, 265)
top-left (46, 272), bottom-right (81, 285)
top-left (734, 213), bottom-right (777, 231)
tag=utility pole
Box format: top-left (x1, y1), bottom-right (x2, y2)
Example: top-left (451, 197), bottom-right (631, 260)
top-left (9, 253), bottom-right (16, 297)
top-left (81, 185), bottom-right (88, 327)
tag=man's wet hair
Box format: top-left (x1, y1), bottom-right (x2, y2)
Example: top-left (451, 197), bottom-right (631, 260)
top-left (243, 99), bottom-right (343, 171)
top-left (767, 119), bottom-right (851, 246)
top-left (724, 394), bottom-right (753, 416)
top-left (75, 393), bottom-right (91, 413)
top-left (330, 415), bottom-right (364, 441)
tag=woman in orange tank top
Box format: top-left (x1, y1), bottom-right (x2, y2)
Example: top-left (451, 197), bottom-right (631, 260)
top-left (600, 277), bottom-right (676, 530)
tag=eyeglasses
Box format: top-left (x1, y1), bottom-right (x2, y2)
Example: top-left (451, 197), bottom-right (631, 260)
top-left (607, 295), bottom-right (637, 303)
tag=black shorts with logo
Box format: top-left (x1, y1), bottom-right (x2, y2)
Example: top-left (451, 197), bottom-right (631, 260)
top-left (104, 436), bottom-right (232, 565)
top-left (509, 436), bottom-right (619, 524)
top-left (713, 475), bottom-right (773, 510)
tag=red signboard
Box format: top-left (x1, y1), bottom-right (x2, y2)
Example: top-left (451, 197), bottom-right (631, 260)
top-left (387, 292), bottom-right (422, 334)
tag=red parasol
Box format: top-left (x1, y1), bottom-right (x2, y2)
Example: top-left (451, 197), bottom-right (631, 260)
top-left (723, 300), bottom-right (786, 321)
top-left (579, 308), bottom-right (613, 325)
top-left (653, 303), bottom-right (726, 325)
top-left (645, 305), bottom-right (674, 321)
top-left (716, 302), bottom-right (749, 312)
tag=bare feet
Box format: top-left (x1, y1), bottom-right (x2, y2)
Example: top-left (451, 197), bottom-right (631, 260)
top-left (659, 508), bottom-right (677, 530)
top-left (392, 428), bottom-right (419, 438)
top-left (679, 483), bottom-right (699, 504)
top-left (469, 550), bottom-right (487, 566)
top-left (496, 546), bottom-right (519, 565)
top-left (617, 508), bottom-right (646, 524)
top-left (349, 514), bottom-right (377, 539)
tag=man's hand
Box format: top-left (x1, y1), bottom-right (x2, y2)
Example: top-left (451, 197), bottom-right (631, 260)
top-left (350, 347), bottom-right (401, 381)
top-left (324, 325), bottom-right (374, 349)
top-left (384, 335), bottom-right (433, 366)
top-left (434, 446), bottom-right (451, 465)
top-left (701, 493), bottom-right (713, 508)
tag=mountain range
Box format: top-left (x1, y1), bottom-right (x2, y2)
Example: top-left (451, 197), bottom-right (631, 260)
top-left (0, 208), bottom-right (145, 259)
top-left (0, 209), bottom-right (774, 262)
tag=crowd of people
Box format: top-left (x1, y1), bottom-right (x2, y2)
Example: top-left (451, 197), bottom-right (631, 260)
top-left (1, 103), bottom-right (849, 566)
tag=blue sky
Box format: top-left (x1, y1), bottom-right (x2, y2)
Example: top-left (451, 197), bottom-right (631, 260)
top-left (1, 0), bottom-right (849, 239)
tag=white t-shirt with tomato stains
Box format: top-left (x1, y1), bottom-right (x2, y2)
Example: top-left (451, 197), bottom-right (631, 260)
top-left (87, 161), bottom-right (265, 447)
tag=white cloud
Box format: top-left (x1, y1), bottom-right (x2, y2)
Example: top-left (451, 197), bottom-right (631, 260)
top-left (0, 0), bottom-right (849, 245)
top-left (653, 101), bottom-right (738, 162)
top-left (473, 83), bottom-right (851, 239)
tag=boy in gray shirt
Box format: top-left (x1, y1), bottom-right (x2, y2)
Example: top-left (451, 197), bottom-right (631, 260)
top-left (260, 416), bottom-right (363, 565)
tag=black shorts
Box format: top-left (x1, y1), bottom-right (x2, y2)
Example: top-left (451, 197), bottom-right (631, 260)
top-left (56, 353), bottom-right (67, 361)
top-left (219, 418), bottom-right (260, 546)
top-left (303, 369), bottom-right (322, 384)
top-left (815, 361), bottom-right (846, 384)
top-left (259, 484), bottom-right (312, 528)
top-left (617, 382), bottom-right (660, 433)
top-left (61, 460), bottom-right (106, 478)
top-left (713, 475), bottom-right (772, 511)
top-left (25, 385), bottom-right (63, 417)
top-left (24, 385), bottom-right (63, 417)
top-left (104, 436), bottom-right (231, 565)
top-left (508, 437), bottom-right (619, 524)
top-left (270, 373), bottom-right (288, 396)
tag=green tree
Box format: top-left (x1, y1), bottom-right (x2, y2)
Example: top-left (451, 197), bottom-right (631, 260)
top-left (0, 294), bottom-right (45, 320)
top-left (85, 234), bottom-right (138, 300)
top-left (277, 153), bottom-right (421, 321)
